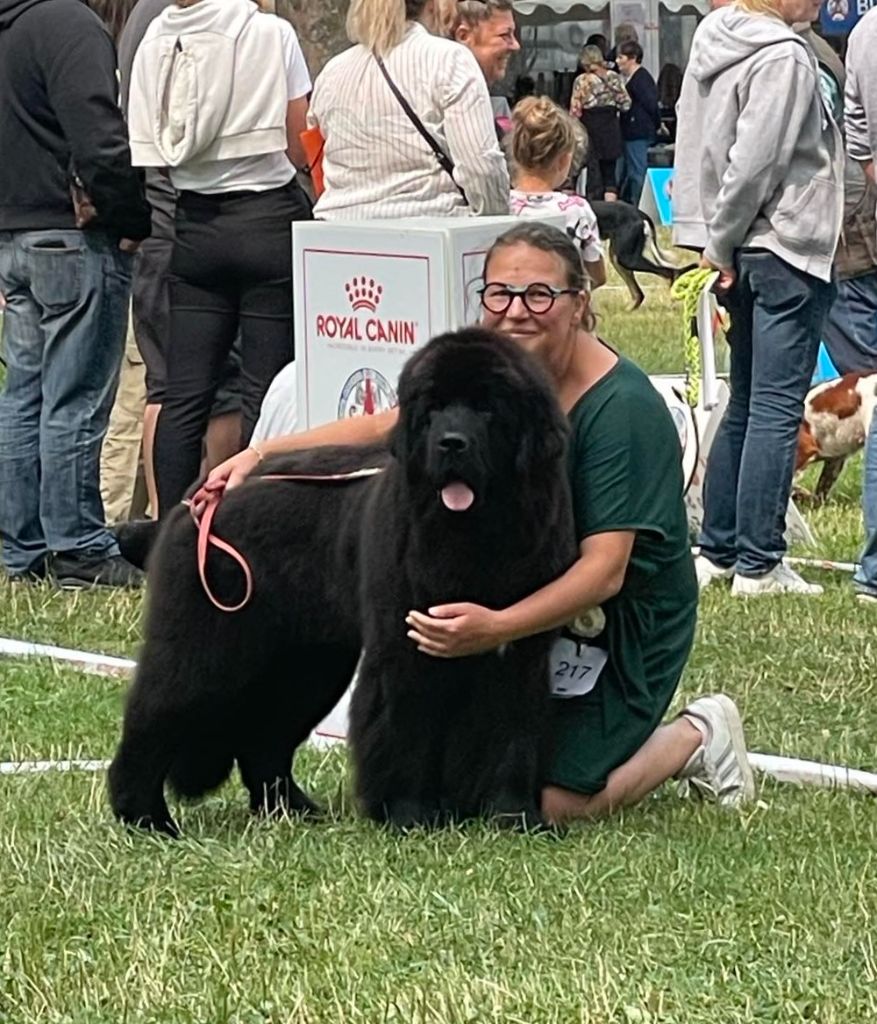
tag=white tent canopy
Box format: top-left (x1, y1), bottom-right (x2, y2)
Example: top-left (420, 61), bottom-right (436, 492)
top-left (512, 0), bottom-right (710, 74)
top-left (513, 0), bottom-right (709, 15)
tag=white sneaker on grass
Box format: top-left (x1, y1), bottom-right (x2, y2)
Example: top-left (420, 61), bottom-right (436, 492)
top-left (856, 591), bottom-right (877, 606)
top-left (676, 694), bottom-right (755, 808)
top-left (694, 555), bottom-right (734, 591)
top-left (731, 563), bottom-right (823, 597)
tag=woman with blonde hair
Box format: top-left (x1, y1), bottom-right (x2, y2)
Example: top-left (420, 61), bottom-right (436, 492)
top-left (308, 0), bottom-right (509, 219)
top-left (674, 0), bottom-right (843, 595)
top-left (508, 96), bottom-right (606, 287)
top-left (569, 44), bottom-right (630, 201)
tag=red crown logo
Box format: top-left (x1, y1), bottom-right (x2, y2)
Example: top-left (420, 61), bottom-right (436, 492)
top-left (345, 276), bottom-right (383, 313)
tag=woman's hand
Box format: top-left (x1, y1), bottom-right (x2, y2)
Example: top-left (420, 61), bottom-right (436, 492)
top-left (406, 604), bottom-right (509, 658)
top-left (190, 446), bottom-right (262, 519)
top-left (699, 254), bottom-right (736, 292)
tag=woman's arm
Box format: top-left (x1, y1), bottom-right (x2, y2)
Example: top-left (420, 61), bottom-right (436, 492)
top-left (703, 54), bottom-right (814, 272)
top-left (609, 72), bottom-right (632, 111)
top-left (407, 531), bottom-right (634, 657)
top-left (569, 75), bottom-right (588, 120)
top-left (286, 95), bottom-right (310, 170)
top-left (194, 409), bottom-right (399, 508)
top-left (442, 48), bottom-right (509, 216)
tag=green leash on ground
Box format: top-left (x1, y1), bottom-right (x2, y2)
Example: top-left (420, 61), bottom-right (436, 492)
top-left (670, 268), bottom-right (716, 408)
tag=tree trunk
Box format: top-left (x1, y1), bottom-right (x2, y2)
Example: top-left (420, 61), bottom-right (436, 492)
top-left (276, 0), bottom-right (349, 76)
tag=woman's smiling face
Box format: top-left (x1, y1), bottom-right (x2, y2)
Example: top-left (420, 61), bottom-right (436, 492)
top-left (479, 242), bottom-right (588, 367)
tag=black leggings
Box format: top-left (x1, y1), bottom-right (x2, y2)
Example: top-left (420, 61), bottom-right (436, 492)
top-left (154, 180), bottom-right (312, 513)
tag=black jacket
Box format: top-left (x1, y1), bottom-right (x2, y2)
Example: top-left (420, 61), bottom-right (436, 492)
top-left (0, 0), bottom-right (151, 239)
top-left (621, 66), bottom-right (660, 143)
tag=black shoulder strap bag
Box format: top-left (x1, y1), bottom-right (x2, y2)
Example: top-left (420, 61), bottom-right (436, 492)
top-left (374, 55), bottom-right (468, 205)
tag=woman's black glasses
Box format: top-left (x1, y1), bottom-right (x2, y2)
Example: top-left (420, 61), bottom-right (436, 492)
top-left (478, 282), bottom-right (579, 315)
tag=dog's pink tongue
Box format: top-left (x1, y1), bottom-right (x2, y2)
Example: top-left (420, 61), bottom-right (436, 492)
top-left (441, 483), bottom-right (475, 512)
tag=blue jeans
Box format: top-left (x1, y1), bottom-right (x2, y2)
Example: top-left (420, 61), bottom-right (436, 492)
top-left (855, 409), bottom-right (877, 597)
top-left (821, 271), bottom-right (877, 375)
top-left (0, 229), bottom-right (132, 575)
top-left (621, 139), bottom-right (650, 207)
top-left (699, 251), bottom-right (835, 576)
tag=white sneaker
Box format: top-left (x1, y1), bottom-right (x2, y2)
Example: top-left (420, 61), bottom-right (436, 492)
top-left (856, 591), bottom-right (877, 606)
top-left (694, 555), bottom-right (734, 591)
top-left (676, 694), bottom-right (755, 808)
top-left (731, 563), bottom-right (823, 597)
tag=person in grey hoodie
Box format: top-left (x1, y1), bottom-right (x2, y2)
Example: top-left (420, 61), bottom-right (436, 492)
top-left (674, 0), bottom-right (843, 597)
top-left (844, 6), bottom-right (877, 606)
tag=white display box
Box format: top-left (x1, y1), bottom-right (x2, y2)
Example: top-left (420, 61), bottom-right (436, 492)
top-left (293, 215), bottom-right (563, 429)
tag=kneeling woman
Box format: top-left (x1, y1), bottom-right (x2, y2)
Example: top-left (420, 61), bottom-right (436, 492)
top-left (199, 223), bottom-right (753, 821)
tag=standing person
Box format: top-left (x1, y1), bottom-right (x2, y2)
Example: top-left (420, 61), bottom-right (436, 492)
top-left (607, 22), bottom-right (638, 66)
top-left (569, 44), bottom-right (630, 201)
top-left (0, 0), bottom-right (151, 587)
top-left (309, 0), bottom-right (509, 220)
top-left (508, 97), bottom-right (606, 287)
top-left (674, 0), bottom-right (843, 597)
top-left (127, 0), bottom-right (313, 515)
top-left (196, 223), bottom-right (755, 819)
top-left (116, 0), bottom-right (246, 519)
top-left (844, 5), bottom-right (877, 604)
top-left (616, 41), bottom-right (660, 207)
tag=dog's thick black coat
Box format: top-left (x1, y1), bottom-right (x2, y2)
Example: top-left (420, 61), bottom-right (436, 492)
top-left (108, 330), bottom-right (576, 835)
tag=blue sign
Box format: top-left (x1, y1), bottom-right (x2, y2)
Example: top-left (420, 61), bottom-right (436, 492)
top-left (643, 168), bottom-right (674, 227)
top-left (820, 0), bottom-right (875, 35)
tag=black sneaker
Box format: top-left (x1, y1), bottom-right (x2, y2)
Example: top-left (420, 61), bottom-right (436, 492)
top-left (50, 552), bottom-right (146, 591)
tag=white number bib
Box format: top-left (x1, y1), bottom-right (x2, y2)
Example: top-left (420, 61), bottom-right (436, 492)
top-left (549, 635), bottom-right (608, 698)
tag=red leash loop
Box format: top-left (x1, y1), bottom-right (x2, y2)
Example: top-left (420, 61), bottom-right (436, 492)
top-left (184, 468), bottom-right (384, 613)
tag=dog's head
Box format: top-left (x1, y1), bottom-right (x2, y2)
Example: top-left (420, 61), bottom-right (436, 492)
top-left (390, 328), bottom-right (568, 515)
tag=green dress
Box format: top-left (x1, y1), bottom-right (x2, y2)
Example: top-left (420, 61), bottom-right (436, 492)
top-left (547, 355), bottom-right (699, 795)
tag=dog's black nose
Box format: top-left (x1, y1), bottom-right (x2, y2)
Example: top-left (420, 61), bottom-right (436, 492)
top-left (438, 432), bottom-right (469, 453)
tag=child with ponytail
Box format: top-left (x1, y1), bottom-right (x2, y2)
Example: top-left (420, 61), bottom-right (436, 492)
top-left (509, 96), bottom-right (606, 288)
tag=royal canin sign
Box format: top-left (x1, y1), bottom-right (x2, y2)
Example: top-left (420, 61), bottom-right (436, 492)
top-left (315, 276), bottom-right (417, 346)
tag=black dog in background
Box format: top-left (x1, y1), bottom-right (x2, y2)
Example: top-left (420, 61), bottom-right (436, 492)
top-left (591, 200), bottom-right (695, 309)
top-left (108, 329), bottom-right (576, 835)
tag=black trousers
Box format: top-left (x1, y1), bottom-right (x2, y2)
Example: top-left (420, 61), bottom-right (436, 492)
top-left (154, 180), bottom-right (312, 513)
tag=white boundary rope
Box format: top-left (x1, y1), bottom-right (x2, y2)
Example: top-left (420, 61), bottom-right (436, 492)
top-left (785, 557), bottom-right (859, 575)
top-left (0, 759), bottom-right (110, 776)
top-left (3, 639), bottom-right (876, 792)
top-left (0, 637), bottom-right (135, 677)
top-left (2, 752), bottom-right (876, 793)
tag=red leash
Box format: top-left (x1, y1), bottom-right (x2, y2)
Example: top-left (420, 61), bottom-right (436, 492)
top-left (183, 468), bottom-right (384, 613)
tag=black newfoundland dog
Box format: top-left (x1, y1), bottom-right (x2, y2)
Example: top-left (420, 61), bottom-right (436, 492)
top-left (109, 329), bottom-right (576, 835)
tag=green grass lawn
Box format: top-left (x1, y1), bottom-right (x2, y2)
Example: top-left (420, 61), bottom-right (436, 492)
top-left (1, 276), bottom-right (876, 1024)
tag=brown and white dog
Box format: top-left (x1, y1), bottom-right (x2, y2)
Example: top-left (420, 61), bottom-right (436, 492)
top-left (795, 371), bottom-right (877, 501)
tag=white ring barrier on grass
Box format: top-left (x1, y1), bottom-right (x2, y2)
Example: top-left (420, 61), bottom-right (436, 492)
top-left (747, 753), bottom-right (877, 793)
top-left (0, 759), bottom-right (110, 775)
top-left (3, 638), bottom-right (876, 791)
top-left (0, 637), bottom-right (135, 677)
top-left (785, 557), bottom-right (859, 575)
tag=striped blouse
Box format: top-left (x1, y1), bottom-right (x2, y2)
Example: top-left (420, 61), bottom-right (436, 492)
top-left (309, 23), bottom-right (509, 220)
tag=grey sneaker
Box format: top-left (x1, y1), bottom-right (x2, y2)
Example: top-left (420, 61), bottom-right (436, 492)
top-left (694, 555), bottom-right (734, 591)
top-left (731, 563), bottom-right (823, 597)
top-left (677, 694), bottom-right (755, 807)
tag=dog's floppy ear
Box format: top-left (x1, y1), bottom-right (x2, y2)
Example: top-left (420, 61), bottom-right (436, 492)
top-left (391, 345), bottom-right (430, 463)
top-left (515, 385), bottom-right (569, 478)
